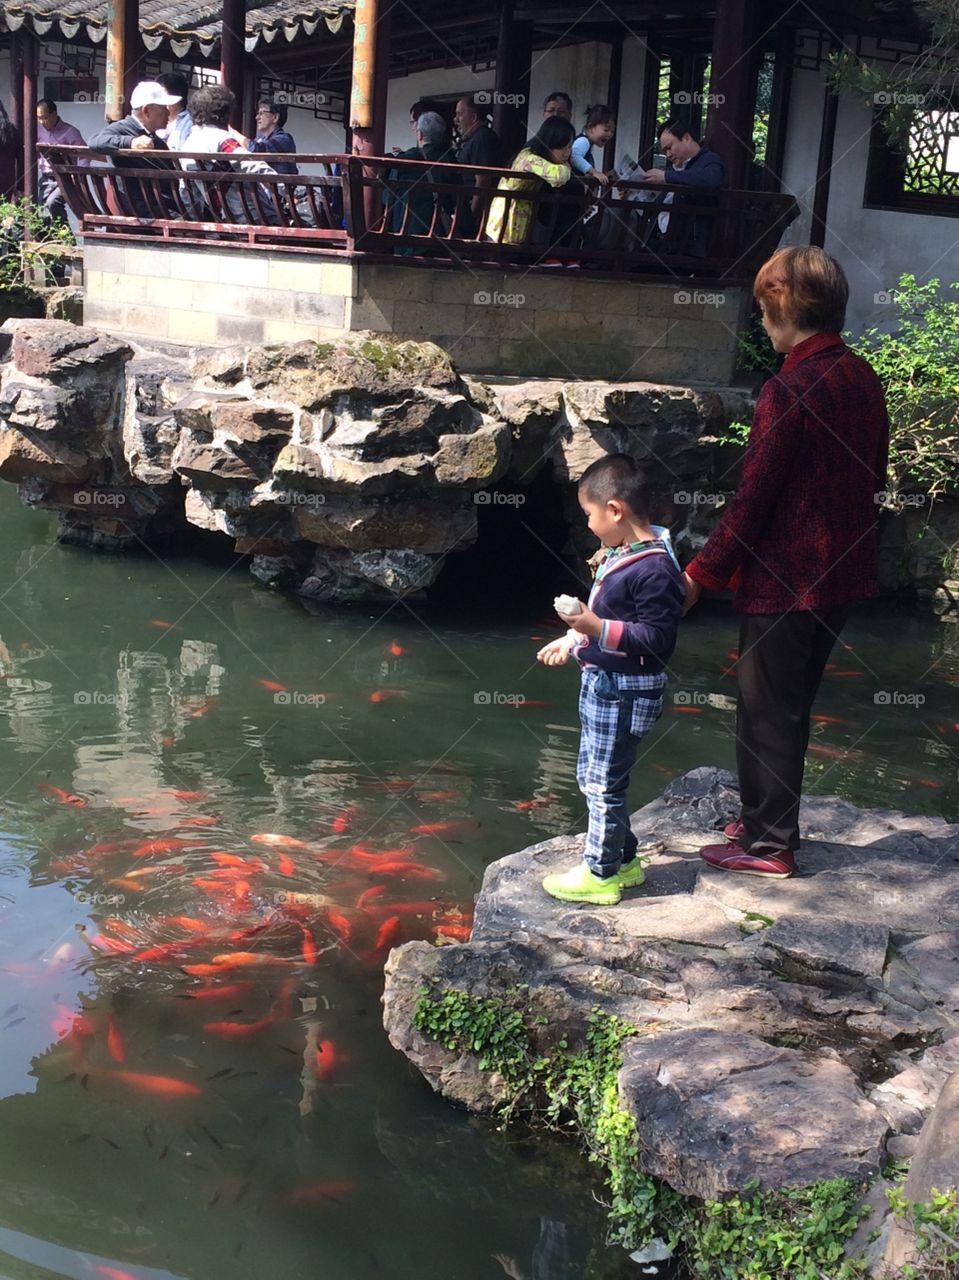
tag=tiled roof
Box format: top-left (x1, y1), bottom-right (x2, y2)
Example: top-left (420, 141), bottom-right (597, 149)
top-left (0, 1), bottom-right (353, 54)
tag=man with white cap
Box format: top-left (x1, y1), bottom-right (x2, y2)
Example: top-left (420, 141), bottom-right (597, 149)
top-left (88, 81), bottom-right (181, 216)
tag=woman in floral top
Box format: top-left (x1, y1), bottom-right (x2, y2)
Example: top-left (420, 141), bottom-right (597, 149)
top-left (486, 117), bottom-right (574, 245)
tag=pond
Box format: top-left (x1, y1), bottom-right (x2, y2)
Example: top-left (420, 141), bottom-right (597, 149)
top-left (0, 484), bottom-right (956, 1280)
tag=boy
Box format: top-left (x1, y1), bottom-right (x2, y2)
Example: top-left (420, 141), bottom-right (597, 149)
top-left (537, 454), bottom-right (684, 905)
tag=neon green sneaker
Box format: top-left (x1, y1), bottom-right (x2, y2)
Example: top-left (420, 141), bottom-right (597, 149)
top-left (542, 863), bottom-right (622, 905)
top-left (618, 858), bottom-right (647, 889)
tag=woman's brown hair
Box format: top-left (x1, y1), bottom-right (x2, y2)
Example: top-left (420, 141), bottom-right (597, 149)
top-left (754, 246), bottom-right (848, 333)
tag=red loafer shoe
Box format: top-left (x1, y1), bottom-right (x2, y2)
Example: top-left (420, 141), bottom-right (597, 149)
top-left (723, 818), bottom-right (744, 841)
top-left (699, 841), bottom-right (796, 878)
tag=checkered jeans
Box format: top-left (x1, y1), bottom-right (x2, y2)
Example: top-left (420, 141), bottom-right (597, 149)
top-left (577, 666), bottom-right (666, 877)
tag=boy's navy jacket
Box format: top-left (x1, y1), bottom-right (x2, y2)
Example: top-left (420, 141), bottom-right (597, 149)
top-left (572, 540), bottom-right (684, 675)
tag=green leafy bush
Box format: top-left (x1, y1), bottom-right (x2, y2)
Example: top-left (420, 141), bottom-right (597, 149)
top-left (853, 274), bottom-right (959, 505)
top-left (0, 196), bottom-right (75, 290)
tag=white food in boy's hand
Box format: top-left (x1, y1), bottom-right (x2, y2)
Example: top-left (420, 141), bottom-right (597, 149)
top-left (554, 594), bottom-right (582, 616)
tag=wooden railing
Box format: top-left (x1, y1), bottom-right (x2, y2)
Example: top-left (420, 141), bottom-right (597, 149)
top-left (41, 146), bottom-right (799, 281)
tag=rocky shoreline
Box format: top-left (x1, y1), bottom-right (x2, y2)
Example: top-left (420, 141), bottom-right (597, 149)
top-left (383, 767), bottom-right (959, 1275)
top-left (0, 319), bottom-right (954, 612)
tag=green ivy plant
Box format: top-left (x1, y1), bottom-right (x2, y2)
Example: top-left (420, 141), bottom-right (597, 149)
top-left (885, 1184), bottom-right (959, 1278)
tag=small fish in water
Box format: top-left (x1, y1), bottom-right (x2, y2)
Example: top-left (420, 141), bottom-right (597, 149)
top-left (372, 915), bottom-right (402, 955)
top-left (210, 951), bottom-right (293, 968)
top-left (211, 852), bottom-right (263, 871)
top-left (419, 790), bottom-right (457, 802)
top-left (829, 669), bottom-right (864, 677)
top-left (180, 815), bottom-right (219, 827)
top-left (133, 837), bottom-right (192, 858)
top-left (672, 707), bottom-right (703, 715)
top-left (512, 795), bottom-right (557, 811)
top-left (38, 783), bottom-right (87, 807)
top-left (327, 909), bottom-right (354, 944)
top-left (185, 981), bottom-right (256, 1002)
top-left (369, 860), bottom-right (443, 881)
top-left (165, 915), bottom-right (209, 933)
top-left (388, 641), bottom-right (406, 657)
top-left (301, 927), bottom-right (317, 965)
top-left (331, 805), bottom-right (359, 833)
top-left (810, 714), bottom-right (853, 726)
top-left (370, 689), bottom-right (406, 703)
top-left (250, 833), bottom-right (310, 850)
top-left (203, 1016), bottom-right (273, 1041)
top-left (257, 679), bottom-right (287, 693)
top-left (409, 819), bottom-right (477, 836)
top-left (356, 885), bottom-right (386, 911)
top-left (289, 1181), bottom-right (356, 1204)
top-left (150, 619), bottom-right (180, 630)
top-left (278, 853), bottom-right (296, 877)
top-left (435, 923), bottom-right (471, 942)
top-left (107, 1070), bottom-right (201, 1097)
top-left (807, 743), bottom-right (866, 762)
top-left (107, 1015), bottom-right (126, 1063)
top-left (313, 1040), bottom-right (344, 1082)
top-left (915, 777), bottom-right (942, 788)
top-left (512, 699), bottom-right (551, 708)
top-left (93, 1266), bottom-right (140, 1280)
top-left (170, 789), bottom-right (207, 802)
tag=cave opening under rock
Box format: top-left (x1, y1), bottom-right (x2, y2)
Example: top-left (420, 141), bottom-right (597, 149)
top-left (427, 468), bottom-right (584, 619)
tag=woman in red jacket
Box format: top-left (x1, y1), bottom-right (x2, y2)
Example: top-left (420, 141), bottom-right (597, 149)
top-left (683, 246), bottom-right (890, 878)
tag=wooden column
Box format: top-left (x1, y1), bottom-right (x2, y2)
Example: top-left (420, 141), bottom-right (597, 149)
top-left (221, 0), bottom-right (246, 130)
top-left (763, 29), bottom-right (794, 192)
top-left (8, 31), bottom-right (24, 196)
top-left (493, 0), bottom-right (532, 158)
top-left (810, 71), bottom-right (839, 247)
top-left (22, 29), bottom-right (37, 200)
top-left (105, 0), bottom-right (126, 121)
top-left (707, 0), bottom-right (755, 189)
top-left (123, 0), bottom-right (140, 113)
top-left (604, 33), bottom-right (623, 170)
top-left (639, 41), bottom-right (660, 167)
top-left (351, 0), bottom-right (391, 155)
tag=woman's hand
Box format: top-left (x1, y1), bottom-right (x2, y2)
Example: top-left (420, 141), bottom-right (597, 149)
top-left (682, 571), bottom-right (702, 615)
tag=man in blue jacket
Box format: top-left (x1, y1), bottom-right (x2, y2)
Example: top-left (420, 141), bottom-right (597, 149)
top-left (643, 116), bottom-right (725, 257)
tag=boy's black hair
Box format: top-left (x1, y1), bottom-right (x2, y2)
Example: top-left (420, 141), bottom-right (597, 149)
top-left (578, 453), bottom-right (650, 518)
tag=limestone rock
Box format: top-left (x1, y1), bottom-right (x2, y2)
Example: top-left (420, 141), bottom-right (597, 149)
top-left (0, 429), bottom-right (91, 484)
top-left (300, 547), bottom-right (442, 603)
top-left (883, 1070), bottom-right (959, 1271)
top-left (489, 378), bottom-right (563, 485)
top-left (6, 318), bottom-right (130, 381)
top-left (293, 496), bottom-right (476, 554)
top-left (434, 424), bottom-right (510, 489)
top-left (758, 917), bottom-right (890, 982)
top-left (619, 1029), bottom-right (887, 1199)
top-left (172, 434), bottom-right (266, 491)
top-left (870, 1033), bottom-right (959, 1134)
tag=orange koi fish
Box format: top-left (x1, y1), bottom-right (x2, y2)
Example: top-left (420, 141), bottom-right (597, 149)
top-left (289, 1181), bottom-right (356, 1204)
top-left (369, 860), bottom-right (443, 880)
top-left (180, 815), bottom-right (219, 827)
top-left (107, 1016), bottom-right (126, 1063)
top-left (512, 795), bottom-right (557, 811)
top-left (203, 1016), bottom-right (273, 1041)
top-left (435, 923), bottom-right (471, 942)
top-left (419, 790), bottom-right (457, 802)
top-left (372, 915), bottom-right (402, 954)
top-left (388, 641), bottom-right (406, 657)
top-left (107, 1069), bottom-right (201, 1097)
top-left (183, 982), bottom-right (256, 1002)
top-left (250, 833), bottom-right (310, 850)
top-left (356, 885), bottom-right (386, 910)
top-left (38, 784), bottom-right (87, 807)
top-left (210, 951), bottom-right (292, 968)
top-left (150, 619), bottom-right (179, 630)
top-left (278, 853), bottom-right (296, 877)
top-left (313, 1039), bottom-right (343, 1082)
top-left (672, 707), bottom-right (703, 715)
top-left (166, 915), bottom-right (209, 933)
top-left (257, 679), bottom-right (287, 693)
top-left (331, 805), bottom-right (359, 833)
top-left (807, 743), bottom-right (866, 761)
top-left (409, 819), bottom-right (477, 836)
top-left (829, 670), bottom-right (865, 677)
top-left (133, 838), bottom-right (192, 858)
top-left (94, 1266), bottom-right (140, 1280)
top-left (327, 910), bottom-right (353, 943)
top-left (370, 689), bottom-right (406, 703)
top-left (170, 789), bottom-right (207, 802)
top-left (301, 927), bottom-right (317, 964)
top-left (810, 714), bottom-right (852, 726)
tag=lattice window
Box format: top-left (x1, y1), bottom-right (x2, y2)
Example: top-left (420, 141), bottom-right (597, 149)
top-left (903, 109), bottom-right (959, 195)
top-left (865, 99), bottom-right (959, 216)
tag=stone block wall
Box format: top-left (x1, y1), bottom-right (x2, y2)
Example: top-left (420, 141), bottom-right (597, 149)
top-left (83, 241), bottom-right (749, 383)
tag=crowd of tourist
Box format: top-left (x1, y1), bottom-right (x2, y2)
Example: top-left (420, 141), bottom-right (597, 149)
top-left (38, 78), bottom-right (727, 257)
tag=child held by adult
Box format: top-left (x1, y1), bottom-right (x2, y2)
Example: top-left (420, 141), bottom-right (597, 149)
top-left (537, 455), bottom-right (684, 905)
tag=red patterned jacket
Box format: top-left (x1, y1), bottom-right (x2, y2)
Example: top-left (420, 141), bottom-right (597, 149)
top-left (687, 332), bottom-right (889, 614)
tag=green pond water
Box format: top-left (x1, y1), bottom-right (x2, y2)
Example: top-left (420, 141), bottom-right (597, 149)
top-left (0, 483), bottom-right (957, 1280)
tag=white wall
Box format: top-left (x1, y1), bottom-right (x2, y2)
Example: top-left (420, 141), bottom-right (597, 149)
top-left (779, 64), bottom-right (959, 338)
